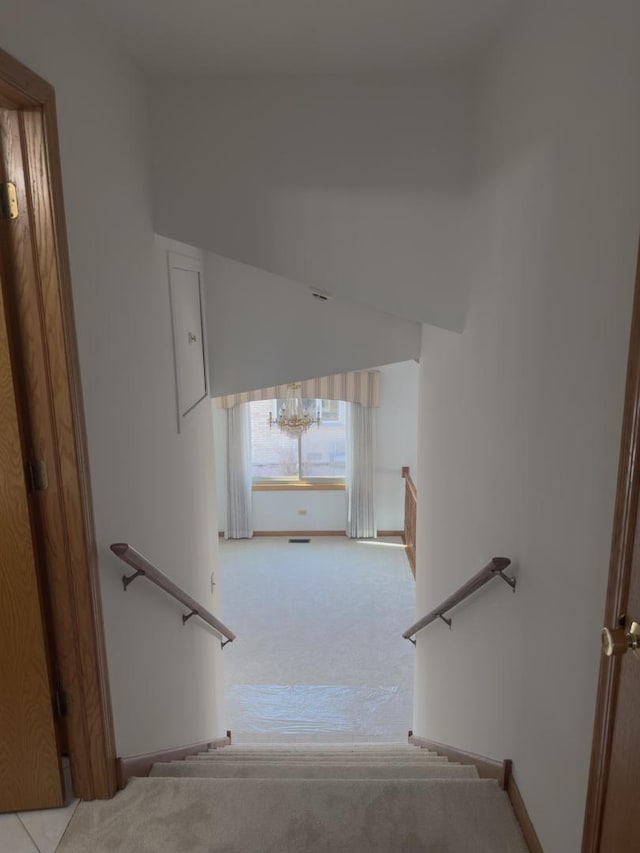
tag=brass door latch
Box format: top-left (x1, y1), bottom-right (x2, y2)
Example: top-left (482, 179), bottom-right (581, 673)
top-left (0, 182), bottom-right (18, 220)
top-left (601, 621), bottom-right (640, 659)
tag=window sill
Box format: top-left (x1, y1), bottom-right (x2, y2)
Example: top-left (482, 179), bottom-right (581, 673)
top-left (252, 482), bottom-right (346, 492)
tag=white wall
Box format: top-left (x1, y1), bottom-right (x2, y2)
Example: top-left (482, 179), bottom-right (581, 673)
top-left (150, 75), bottom-right (474, 330)
top-left (203, 251), bottom-right (421, 397)
top-left (253, 491), bottom-right (348, 533)
top-left (375, 361), bottom-right (419, 530)
top-left (414, 3), bottom-right (640, 851)
top-left (1, 2), bottom-right (223, 756)
top-left (214, 361), bottom-right (418, 533)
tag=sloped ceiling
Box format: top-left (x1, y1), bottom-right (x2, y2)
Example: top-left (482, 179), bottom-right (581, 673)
top-left (69, 0), bottom-right (522, 329)
top-left (151, 73), bottom-right (475, 331)
top-left (203, 252), bottom-right (421, 398)
top-left (75, 0), bottom-right (520, 75)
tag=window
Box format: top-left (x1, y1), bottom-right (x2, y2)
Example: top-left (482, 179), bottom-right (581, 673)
top-left (250, 398), bottom-right (346, 484)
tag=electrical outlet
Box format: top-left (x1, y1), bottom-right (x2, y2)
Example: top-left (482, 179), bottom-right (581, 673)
top-left (210, 571), bottom-right (216, 593)
top-left (298, 509), bottom-right (307, 516)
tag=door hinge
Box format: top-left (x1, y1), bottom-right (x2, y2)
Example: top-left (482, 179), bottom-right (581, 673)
top-left (54, 688), bottom-right (69, 718)
top-left (28, 459), bottom-right (49, 492)
top-left (0, 182), bottom-right (18, 220)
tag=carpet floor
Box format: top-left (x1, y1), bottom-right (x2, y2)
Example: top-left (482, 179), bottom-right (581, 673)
top-left (218, 536), bottom-right (415, 742)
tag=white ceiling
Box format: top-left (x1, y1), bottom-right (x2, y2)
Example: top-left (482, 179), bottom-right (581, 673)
top-left (76, 0), bottom-right (520, 75)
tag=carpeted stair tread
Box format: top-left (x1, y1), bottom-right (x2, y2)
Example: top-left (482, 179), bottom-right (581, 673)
top-left (193, 747), bottom-right (446, 761)
top-left (149, 760), bottom-right (479, 779)
top-left (173, 755), bottom-right (455, 764)
top-left (57, 777), bottom-right (527, 853)
top-left (172, 756), bottom-right (457, 767)
top-left (220, 742), bottom-right (417, 750)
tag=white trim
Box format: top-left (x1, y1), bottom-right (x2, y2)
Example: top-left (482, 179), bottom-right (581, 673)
top-left (167, 251), bottom-right (209, 433)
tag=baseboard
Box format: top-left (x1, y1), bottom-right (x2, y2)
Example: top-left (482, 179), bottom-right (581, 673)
top-left (253, 530), bottom-right (347, 537)
top-left (408, 735), bottom-right (511, 789)
top-left (507, 775), bottom-right (544, 853)
top-left (408, 734), bottom-right (542, 852)
top-left (116, 732), bottom-right (231, 788)
top-left (220, 530), bottom-right (405, 538)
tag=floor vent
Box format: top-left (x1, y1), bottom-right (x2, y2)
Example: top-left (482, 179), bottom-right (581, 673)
top-left (288, 537), bottom-right (311, 543)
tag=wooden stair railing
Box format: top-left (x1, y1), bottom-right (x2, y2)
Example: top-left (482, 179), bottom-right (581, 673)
top-left (110, 543), bottom-right (236, 648)
top-left (403, 557), bottom-right (515, 643)
top-left (401, 467), bottom-right (417, 577)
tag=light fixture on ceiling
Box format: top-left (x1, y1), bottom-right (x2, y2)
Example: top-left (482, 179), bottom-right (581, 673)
top-left (269, 383), bottom-right (320, 438)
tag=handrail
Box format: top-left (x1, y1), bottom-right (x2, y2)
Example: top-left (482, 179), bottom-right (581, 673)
top-left (402, 557), bottom-right (515, 643)
top-left (110, 543), bottom-right (236, 648)
top-left (401, 467), bottom-right (417, 578)
top-left (401, 466), bottom-right (417, 501)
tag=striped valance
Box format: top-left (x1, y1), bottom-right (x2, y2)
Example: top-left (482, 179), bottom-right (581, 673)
top-left (215, 370), bottom-right (380, 409)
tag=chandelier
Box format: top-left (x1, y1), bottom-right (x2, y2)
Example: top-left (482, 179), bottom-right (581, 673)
top-left (269, 383), bottom-right (320, 438)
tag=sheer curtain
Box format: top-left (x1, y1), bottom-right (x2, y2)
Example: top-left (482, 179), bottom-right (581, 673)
top-left (346, 402), bottom-right (376, 539)
top-left (226, 402), bottom-right (253, 539)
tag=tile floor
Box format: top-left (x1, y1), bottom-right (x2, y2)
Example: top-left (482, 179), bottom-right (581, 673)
top-left (0, 759), bottom-right (79, 853)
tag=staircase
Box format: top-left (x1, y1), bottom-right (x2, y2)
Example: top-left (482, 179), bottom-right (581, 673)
top-left (58, 741), bottom-right (528, 852)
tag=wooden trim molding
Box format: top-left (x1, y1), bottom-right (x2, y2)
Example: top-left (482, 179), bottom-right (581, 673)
top-left (0, 48), bottom-right (117, 799)
top-left (401, 466), bottom-right (417, 577)
top-left (408, 735), bottom-right (511, 788)
top-left (507, 775), bottom-right (545, 853)
top-left (0, 50), bottom-right (51, 109)
top-left (408, 734), bottom-right (542, 851)
top-left (252, 482), bottom-right (346, 491)
top-left (582, 238), bottom-right (640, 852)
top-left (401, 466), bottom-right (417, 501)
top-left (116, 733), bottom-right (232, 788)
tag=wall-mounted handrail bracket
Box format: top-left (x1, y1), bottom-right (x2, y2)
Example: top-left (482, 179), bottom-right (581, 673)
top-left (122, 569), bottom-right (145, 590)
top-left (221, 638), bottom-right (232, 650)
top-left (111, 543), bottom-right (236, 645)
top-left (438, 613), bottom-right (452, 629)
top-left (498, 571), bottom-right (516, 591)
top-left (407, 637), bottom-right (416, 646)
top-left (402, 556), bottom-right (515, 641)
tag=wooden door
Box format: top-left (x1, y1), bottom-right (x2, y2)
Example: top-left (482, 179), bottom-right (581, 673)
top-left (0, 49), bottom-right (117, 803)
top-left (0, 271), bottom-right (63, 811)
top-left (583, 240), bottom-right (640, 851)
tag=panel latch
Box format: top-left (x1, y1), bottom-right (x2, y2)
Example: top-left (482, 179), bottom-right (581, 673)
top-left (0, 182), bottom-right (18, 220)
top-left (29, 459), bottom-right (49, 492)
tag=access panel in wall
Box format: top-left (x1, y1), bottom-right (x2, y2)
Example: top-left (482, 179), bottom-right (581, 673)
top-left (168, 252), bottom-right (209, 431)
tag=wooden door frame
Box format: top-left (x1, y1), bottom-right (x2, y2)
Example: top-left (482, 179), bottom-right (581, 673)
top-left (0, 48), bottom-right (117, 799)
top-left (582, 238), bottom-right (640, 851)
